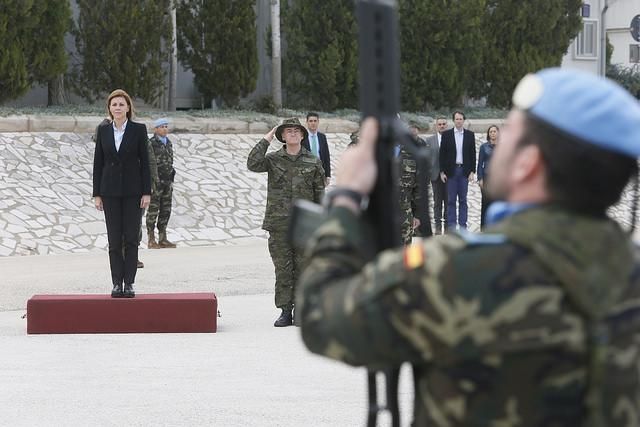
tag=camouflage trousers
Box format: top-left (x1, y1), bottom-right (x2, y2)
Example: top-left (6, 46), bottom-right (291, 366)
top-left (400, 207), bottom-right (414, 246)
top-left (268, 230), bottom-right (303, 310)
top-left (146, 181), bottom-right (173, 232)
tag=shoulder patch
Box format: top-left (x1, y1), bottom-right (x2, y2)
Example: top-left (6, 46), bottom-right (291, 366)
top-left (455, 229), bottom-right (507, 246)
top-left (403, 243), bottom-right (425, 270)
top-left (301, 155), bottom-right (321, 165)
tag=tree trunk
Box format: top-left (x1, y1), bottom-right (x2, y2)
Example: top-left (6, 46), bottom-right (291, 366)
top-left (48, 74), bottom-right (67, 106)
top-left (168, 0), bottom-right (178, 111)
top-left (270, 0), bottom-right (282, 109)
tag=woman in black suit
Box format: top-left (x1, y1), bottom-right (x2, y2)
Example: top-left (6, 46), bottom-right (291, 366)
top-left (93, 89), bottom-right (151, 298)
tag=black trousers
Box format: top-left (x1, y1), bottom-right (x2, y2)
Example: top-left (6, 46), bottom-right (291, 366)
top-left (103, 196), bottom-right (142, 286)
top-left (431, 179), bottom-right (448, 231)
top-left (480, 189), bottom-right (492, 231)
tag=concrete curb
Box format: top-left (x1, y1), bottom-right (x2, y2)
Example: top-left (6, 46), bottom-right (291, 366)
top-left (0, 115), bottom-right (505, 134)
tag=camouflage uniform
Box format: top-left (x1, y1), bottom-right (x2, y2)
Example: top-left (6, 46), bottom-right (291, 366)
top-left (139, 139), bottom-right (158, 245)
top-left (298, 205), bottom-right (640, 426)
top-left (397, 145), bottom-right (421, 245)
top-left (146, 134), bottom-right (175, 240)
top-left (248, 138), bottom-right (325, 310)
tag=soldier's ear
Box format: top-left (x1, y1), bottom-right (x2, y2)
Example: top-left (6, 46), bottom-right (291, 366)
top-left (513, 145), bottom-right (543, 183)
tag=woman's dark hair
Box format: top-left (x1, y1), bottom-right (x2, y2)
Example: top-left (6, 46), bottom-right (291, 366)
top-left (518, 114), bottom-right (638, 217)
top-left (486, 125), bottom-right (499, 143)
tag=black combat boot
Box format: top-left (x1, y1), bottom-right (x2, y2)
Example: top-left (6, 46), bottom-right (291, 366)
top-left (123, 283), bottom-right (135, 298)
top-left (111, 283), bottom-right (123, 298)
top-left (274, 309), bottom-right (293, 327)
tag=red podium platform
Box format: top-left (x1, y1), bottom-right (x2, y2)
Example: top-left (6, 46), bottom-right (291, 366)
top-left (27, 293), bottom-right (217, 334)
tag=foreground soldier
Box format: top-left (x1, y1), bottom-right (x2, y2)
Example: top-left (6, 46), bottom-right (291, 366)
top-left (248, 118), bottom-right (325, 327)
top-left (298, 69), bottom-right (640, 425)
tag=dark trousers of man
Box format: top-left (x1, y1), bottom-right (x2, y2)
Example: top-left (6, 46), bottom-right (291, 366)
top-left (431, 179), bottom-right (448, 234)
top-left (447, 166), bottom-right (469, 230)
top-left (268, 230), bottom-right (303, 311)
top-left (103, 196), bottom-right (142, 286)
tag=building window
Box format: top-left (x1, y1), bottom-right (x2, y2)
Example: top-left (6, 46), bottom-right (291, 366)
top-left (576, 20), bottom-right (598, 59)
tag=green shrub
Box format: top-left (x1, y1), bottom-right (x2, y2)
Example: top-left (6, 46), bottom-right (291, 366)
top-left (177, 0), bottom-right (258, 107)
top-left (607, 65), bottom-right (640, 99)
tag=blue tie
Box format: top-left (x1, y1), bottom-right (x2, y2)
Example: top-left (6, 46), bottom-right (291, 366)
top-left (311, 134), bottom-right (319, 157)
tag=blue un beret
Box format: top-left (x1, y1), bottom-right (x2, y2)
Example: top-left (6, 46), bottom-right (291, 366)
top-left (153, 118), bottom-right (169, 128)
top-left (512, 68), bottom-right (640, 158)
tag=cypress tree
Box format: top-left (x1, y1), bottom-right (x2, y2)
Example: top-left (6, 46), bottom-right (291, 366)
top-left (481, 0), bottom-right (582, 107)
top-left (27, 0), bottom-right (72, 105)
top-left (281, 0), bottom-right (358, 110)
top-left (177, 0), bottom-right (258, 107)
top-left (0, 0), bottom-right (70, 104)
top-left (72, 0), bottom-right (171, 104)
top-left (398, 0), bottom-right (486, 110)
top-left (0, 1), bottom-right (30, 103)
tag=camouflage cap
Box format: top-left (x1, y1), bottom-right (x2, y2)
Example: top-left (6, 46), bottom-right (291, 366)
top-left (275, 118), bottom-right (308, 143)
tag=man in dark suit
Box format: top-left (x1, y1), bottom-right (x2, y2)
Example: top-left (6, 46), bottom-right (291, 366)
top-left (426, 117), bottom-right (448, 234)
top-left (302, 112), bottom-right (331, 186)
top-left (439, 111), bottom-right (476, 231)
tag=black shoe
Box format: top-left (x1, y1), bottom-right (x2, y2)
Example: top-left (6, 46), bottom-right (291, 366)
top-left (123, 283), bottom-right (135, 298)
top-left (137, 260), bottom-right (144, 268)
top-left (274, 309), bottom-right (293, 327)
top-left (111, 283), bottom-right (123, 298)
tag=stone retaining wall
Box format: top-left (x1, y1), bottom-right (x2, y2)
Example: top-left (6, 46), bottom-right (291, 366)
top-left (0, 130), bottom-right (634, 257)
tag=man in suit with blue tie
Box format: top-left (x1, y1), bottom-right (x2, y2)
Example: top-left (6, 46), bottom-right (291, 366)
top-left (302, 112), bottom-right (331, 186)
top-left (439, 111), bottom-right (476, 231)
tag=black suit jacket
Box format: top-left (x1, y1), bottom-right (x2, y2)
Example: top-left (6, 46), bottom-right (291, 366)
top-left (302, 132), bottom-right (331, 178)
top-left (93, 120), bottom-right (152, 197)
top-left (439, 128), bottom-right (476, 178)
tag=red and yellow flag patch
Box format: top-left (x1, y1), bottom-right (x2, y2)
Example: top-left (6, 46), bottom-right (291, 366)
top-left (403, 243), bottom-right (425, 270)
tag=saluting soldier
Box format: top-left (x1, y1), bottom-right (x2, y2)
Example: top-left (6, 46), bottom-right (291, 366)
top-left (298, 69), bottom-right (640, 425)
top-left (248, 118), bottom-right (325, 327)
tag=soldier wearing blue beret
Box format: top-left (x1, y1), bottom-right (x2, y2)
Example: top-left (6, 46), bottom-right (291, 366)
top-left (298, 68), bottom-right (640, 425)
top-left (146, 118), bottom-right (177, 249)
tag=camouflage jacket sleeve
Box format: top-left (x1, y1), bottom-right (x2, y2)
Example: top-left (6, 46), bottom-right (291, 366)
top-left (147, 138), bottom-right (159, 189)
top-left (297, 206), bottom-right (430, 367)
top-left (247, 138), bottom-right (271, 172)
top-left (313, 161), bottom-right (325, 204)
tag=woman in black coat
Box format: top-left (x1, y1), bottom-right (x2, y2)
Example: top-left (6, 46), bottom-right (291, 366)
top-left (93, 89), bottom-right (151, 298)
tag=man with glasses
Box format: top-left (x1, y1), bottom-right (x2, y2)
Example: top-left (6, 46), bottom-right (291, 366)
top-left (247, 118), bottom-right (325, 327)
top-left (426, 117), bottom-right (448, 234)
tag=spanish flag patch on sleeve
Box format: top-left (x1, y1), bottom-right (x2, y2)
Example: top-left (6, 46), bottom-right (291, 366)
top-left (403, 243), bottom-right (425, 270)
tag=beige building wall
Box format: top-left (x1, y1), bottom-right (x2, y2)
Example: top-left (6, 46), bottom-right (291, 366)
top-left (562, 0), bottom-right (602, 74)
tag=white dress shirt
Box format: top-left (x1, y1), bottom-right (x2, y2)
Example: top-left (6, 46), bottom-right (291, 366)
top-left (113, 120), bottom-right (128, 152)
top-left (454, 128), bottom-right (464, 164)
